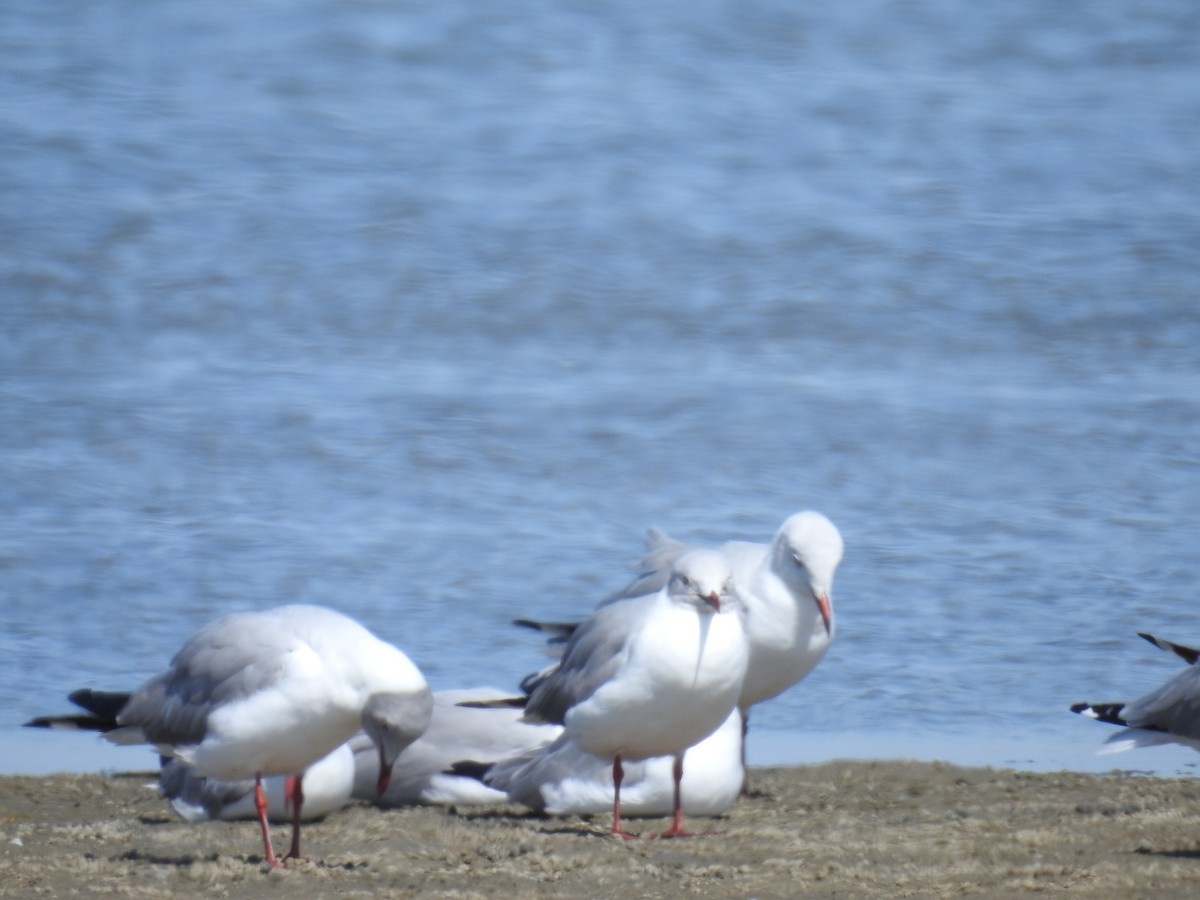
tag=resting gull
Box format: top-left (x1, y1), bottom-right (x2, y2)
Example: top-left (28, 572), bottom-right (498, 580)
top-left (350, 688), bottom-right (562, 807)
top-left (1072, 632), bottom-right (1200, 755)
top-left (486, 707), bottom-right (744, 818)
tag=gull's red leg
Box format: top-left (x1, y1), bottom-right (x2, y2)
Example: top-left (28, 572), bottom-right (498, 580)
top-left (254, 773), bottom-right (281, 868)
top-left (658, 754), bottom-right (694, 838)
top-left (610, 755), bottom-right (637, 840)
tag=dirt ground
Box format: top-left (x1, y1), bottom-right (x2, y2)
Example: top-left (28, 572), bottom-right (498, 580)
top-left (2, 761), bottom-right (1200, 898)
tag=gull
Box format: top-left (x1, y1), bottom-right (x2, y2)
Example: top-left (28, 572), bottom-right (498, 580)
top-left (486, 707), bottom-right (744, 818)
top-left (28, 604), bottom-right (433, 868)
top-left (349, 688), bottom-right (562, 807)
top-left (520, 548), bottom-right (748, 839)
top-left (28, 688), bottom-right (356, 824)
top-left (519, 510), bottom-right (844, 785)
top-left (1072, 632), bottom-right (1200, 754)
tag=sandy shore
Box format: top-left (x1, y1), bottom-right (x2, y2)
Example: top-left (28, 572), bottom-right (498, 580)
top-left (2, 761), bottom-right (1199, 898)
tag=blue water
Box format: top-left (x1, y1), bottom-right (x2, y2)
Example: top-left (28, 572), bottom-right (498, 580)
top-left (3, 0), bottom-right (1199, 776)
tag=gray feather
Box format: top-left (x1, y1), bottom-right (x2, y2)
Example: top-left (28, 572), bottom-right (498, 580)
top-left (117, 612), bottom-right (297, 748)
top-left (1121, 665), bottom-right (1200, 740)
top-left (522, 599), bottom-right (642, 725)
top-left (157, 757), bottom-right (256, 820)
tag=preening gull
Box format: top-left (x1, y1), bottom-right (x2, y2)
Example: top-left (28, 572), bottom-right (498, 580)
top-left (522, 548), bottom-right (748, 839)
top-left (1072, 632), bottom-right (1200, 755)
top-left (28, 604), bottom-right (433, 867)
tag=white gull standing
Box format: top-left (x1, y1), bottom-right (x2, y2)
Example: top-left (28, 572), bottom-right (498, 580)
top-left (1072, 632), bottom-right (1200, 755)
top-left (62, 604), bottom-right (432, 867)
top-left (520, 548), bottom-right (748, 839)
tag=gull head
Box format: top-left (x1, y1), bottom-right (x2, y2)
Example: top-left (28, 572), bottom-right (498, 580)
top-left (667, 548), bottom-right (736, 614)
top-left (361, 687), bottom-right (434, 796)
top-left (773, 511), bottom-right (844, 635)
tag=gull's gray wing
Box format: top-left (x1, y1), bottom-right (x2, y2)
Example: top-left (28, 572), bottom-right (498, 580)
top-left (511, 528), bottom-right (693, 678)
top-left (157, 757), bottom-right (256, 821)
top-left (523, 598), bottom-right (645, 725)
top-left (484, 734), bottom-right (574, 811)
top-left (116, 611), bottom-right (297, 748)
top-left (1121, 665), bottom-right (1200, 740)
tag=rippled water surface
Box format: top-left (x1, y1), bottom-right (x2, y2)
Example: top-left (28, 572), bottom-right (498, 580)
top-left (3, 0), bottom-right (1200, 774)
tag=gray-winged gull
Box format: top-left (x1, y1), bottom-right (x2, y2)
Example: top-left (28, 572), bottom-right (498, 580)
top-left (28, 604), bottom-right (432, 867)
top-left (1072, 632), bottom-right (1200, 754)
top-left (521, 548), bottom-right (748, 839)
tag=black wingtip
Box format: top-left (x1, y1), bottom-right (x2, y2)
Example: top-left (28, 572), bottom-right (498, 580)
top-left (66, 688), bottom-right (131, 721)
top-left (512, 619), bottom-right (579, 638)
top-left (25, 688), bottom-right (132, 732)
top-left (1138, 632), bottom-right (1200, 665)
top-left (1073, 701), bottom-right (1129, 726)
top-left (445, 760), bottom-right (493, 782)
top-left (22, 713), bottom-right (112, 731)
top-left (455, 696), bottom-right (527, 710)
